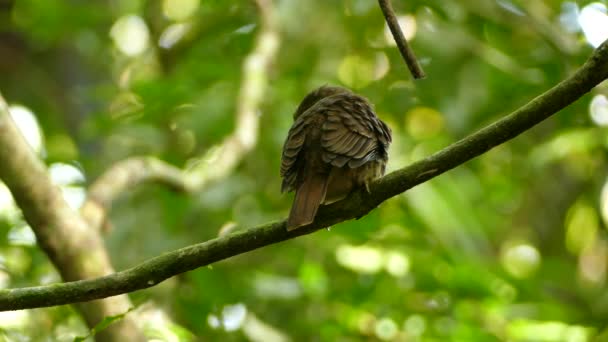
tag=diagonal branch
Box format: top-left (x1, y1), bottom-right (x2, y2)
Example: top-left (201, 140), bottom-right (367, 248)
top-left (378, 0), bottom-right (425, 79)
top-left (1, 40), bottom-right (608, 311)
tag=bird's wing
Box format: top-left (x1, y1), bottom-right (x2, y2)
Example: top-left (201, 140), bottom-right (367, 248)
top-left (321, 99), bottom-right (391, 169)
top-left (280, 114), bottom-right (309, 193)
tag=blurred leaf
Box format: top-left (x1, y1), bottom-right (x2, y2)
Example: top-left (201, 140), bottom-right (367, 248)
top-left (73, 307), bottom-right (135, 342)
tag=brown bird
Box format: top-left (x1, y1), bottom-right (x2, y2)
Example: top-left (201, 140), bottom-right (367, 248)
top-left (280, 86), bottom-right (392, 230)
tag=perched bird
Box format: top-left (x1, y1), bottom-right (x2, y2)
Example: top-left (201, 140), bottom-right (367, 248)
top-left (280, 86), bottom-right (392, 230)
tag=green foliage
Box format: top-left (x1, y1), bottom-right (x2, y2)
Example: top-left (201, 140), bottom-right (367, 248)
top-left (0, 0), bottom-right (607, 341)
top-left (73, 307), bottom-right (135, 342)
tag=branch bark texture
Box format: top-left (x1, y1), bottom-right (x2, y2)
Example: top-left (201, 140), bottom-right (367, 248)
top-left (1, 41), bottom-right (608, 311)
top-left (0, 97), bottom-right (144, 340)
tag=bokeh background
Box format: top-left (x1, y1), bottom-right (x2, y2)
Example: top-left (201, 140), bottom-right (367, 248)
top-left (1, 0), bottom-right (608, 341)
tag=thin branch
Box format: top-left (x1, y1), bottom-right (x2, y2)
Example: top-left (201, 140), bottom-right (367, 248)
top-left (378, 0), bottom-right (425, 79)
top-left (185, 0), bottom-right (278, 188)
top-left (81, 156), bottom-right (191, 231)
top-left (1, 40), bottom-right (607, 311)
top-left (88, 157), bottom-right (192, 207)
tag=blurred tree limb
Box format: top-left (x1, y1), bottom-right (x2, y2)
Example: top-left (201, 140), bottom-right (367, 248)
top-left (1, 40), bottom-right (608, 311)
top-left (0, 95), bottom-right (145, 341)
top-left (81, 0), bottom-right (279, 232)
top-left (378, 0), bottom-right (425, 79)
top-left (0, 0), bottom-right (280, 339)
top-left (81, 156), bottom-right (191, 232)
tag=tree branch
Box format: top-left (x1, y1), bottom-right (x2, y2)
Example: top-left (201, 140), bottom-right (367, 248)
top-left (0, 96), bottom-right (145, 340)
top-left (1, 40), bottom-right (608, 311)
top-left (378, 0), bottom-right (425, 79)
top-left (80, 156), bottom-right (191, 231)
top-left (185, 0), bottom-right (278, 189)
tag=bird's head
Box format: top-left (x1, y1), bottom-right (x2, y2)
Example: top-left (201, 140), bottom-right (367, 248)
top-left (293, 85), bottom-right (351, 119)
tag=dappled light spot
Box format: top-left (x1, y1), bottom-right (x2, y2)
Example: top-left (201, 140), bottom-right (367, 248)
top-left (207, 303), bottom-right (290, 342)
top-left (374, 52), bottom-right (390, 81)
top-left (0, 183), bottom-right (19, 222)
top-left (0, 310), bottom-right (30, 330)
top-left (496, 0), bottom-right (525, 16)
top-left (374, 317), bottom-right (398, 340)
top-left (338, 55), bottom-right (375, 89)
top-left (403, 314), bottom-right (426, 337)
top-left (9, 105), bottom-right (43, 156)
top-left (384, 15), bottom-right (417, 45)
top-left (590, 94), bottom-right (608, 126)
top-left (560, 2), bottom-right (581, 33)
top-left (253, 273), bottom-right (301, 299)
top-left (384, 251), bottom-right (410, 277)
top-left (500, 242), bottom-right (541, 278)
top-left (336, 245), bottom-right (410, 276)
top-left (48, 163), bottom-right (86, 210)
top-left (162, 0), bottom-right (200, 21)
top-left (600, 180), bottom-right (608, 227)
top-left (1, 247), bottom-right (32, 276)
top-left (48, 163), bottom-right (85, 186)
top-left (356, 312), bottom-right (376, 336)
top-left (159, 23), bottom-right (191, 49)
top-left (506, 319), bottom-right (592, 342)
top-left (241, 312), bottom-right (290, 342)
top-left (8, 224), bottom-right (36, 246)
top-left (207, 314), bottom-right (220, 329)
top-left (221, 303), bottom-right (247, 331)
top-left (0, 270), bottom-right (7, 289)
top-left (336, 244), bottom-right (383, 274)
top-left (579, 3), bottom-right (608, 48)
top-left (110, 15), bottom-right (150, 56)
top-left (565, 200), bottom-right (599, 255)
top-left (207, 303), bottom-right (248, 331)
top-left (405, 106), bottom-right (444, 140)
top-left (234, 23), bottom-right (257, 35)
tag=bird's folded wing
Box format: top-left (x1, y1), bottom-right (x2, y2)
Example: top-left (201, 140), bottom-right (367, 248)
top-left (321, 108), bottom-right (385, 169)
top-left (280, 115), bottom-right (309, 193)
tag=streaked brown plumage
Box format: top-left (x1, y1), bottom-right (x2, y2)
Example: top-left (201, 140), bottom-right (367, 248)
top-left (280, 86), bottom-right (392, 230)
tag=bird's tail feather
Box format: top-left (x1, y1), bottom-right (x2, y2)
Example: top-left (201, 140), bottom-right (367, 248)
top-left (287, 173), bottom-right (328, 230)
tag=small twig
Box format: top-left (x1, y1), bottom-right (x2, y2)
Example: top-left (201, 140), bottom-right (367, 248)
top-left (87, 157), bottom-right (191, 208)
top-left (1, 39), bottom-right (607, 311)
top-left (81, 156), bottom-right (191, 231)
top-left (378, 0), bottom-right (425, 79)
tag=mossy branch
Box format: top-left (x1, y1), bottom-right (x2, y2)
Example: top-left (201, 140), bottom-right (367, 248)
top-left (1, 40), bottom-right (608, 311)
